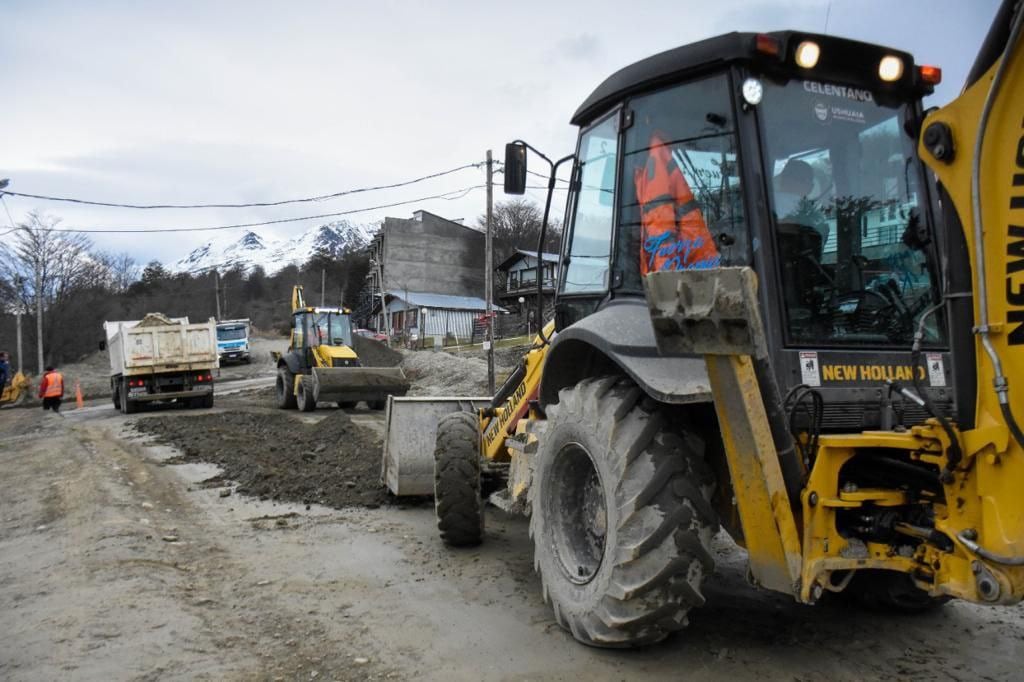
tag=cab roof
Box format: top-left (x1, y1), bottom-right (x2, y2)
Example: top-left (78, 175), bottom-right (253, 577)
top-left (571, 30), bottom-right (928, 126)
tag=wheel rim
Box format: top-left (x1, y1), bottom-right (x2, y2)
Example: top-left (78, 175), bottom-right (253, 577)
top-left (547, 442), bottom-right (607, 585)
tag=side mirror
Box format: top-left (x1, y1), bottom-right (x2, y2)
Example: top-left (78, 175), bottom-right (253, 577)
top-left (98, 340), bottom-right (107, 351)
top-left (504, 142), bottom-right (527, 195)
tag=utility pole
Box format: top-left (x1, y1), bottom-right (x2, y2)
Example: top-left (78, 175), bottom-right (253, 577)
top-left (214, 270), bottom-right (222, 320)
top-left (35, 257), bottom-right (43, 373)
top-left (485, 149), bottom-right (495, 395)
top-left (321, 268), bottom-right (326, 307)
top-left (15, 310), bottom-right (23, 373)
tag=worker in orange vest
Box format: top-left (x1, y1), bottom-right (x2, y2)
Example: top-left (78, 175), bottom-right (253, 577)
top-left (38, 366), bottom-right (65, 413)
top-left (634, 132), bottom-right (720, 275)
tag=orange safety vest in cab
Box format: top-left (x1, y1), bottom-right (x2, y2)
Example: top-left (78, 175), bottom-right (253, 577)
top-left (40, 372), bottom-right (64, 398)
top-left (634, 133), bottom-right (720, 275)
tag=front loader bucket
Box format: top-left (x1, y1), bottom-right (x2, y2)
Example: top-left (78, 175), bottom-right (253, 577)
top-left (381, 396), bottom-right (490, 496)
top-left (310, 366), bottom-right (410, 405)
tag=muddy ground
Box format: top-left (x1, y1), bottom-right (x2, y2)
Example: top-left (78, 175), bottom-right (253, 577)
top-left (135, 409), bottom-right (398, 509)
top-left (3, 350), bottom-right (1024, 680)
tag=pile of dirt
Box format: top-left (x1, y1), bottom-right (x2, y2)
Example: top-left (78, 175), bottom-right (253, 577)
top-left (400, 350), bottom-right (489, 396)
top-left (352, 335), bottom-right (403, 367)
top-left (135, 410), bottom-right (393, 508)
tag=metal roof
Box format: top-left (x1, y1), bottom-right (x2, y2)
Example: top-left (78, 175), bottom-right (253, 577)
top-left (386, 290), bottom-right (508, 313)
top-left (496, 249), bottom-right (560, 271)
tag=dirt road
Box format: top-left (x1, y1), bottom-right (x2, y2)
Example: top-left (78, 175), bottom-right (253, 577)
top-left (2, 397), bottom-right (1024, 680)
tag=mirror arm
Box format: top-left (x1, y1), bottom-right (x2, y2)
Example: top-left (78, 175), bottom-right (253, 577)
top-left (533, 153), bottom-right (576, 345)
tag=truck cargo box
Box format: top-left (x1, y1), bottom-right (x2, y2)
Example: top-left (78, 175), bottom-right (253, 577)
top-left (104, 314), bottom-right (219, 377)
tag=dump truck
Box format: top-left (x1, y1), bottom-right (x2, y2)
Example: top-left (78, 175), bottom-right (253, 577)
top-left (103, 313), bottom-right (218, 413)
top-left (386, 1), bottom-right (1024, 649)
top-left (274, 285), bottom-right (409, 411)
top-left (216, 318), bottom-right (251, 364)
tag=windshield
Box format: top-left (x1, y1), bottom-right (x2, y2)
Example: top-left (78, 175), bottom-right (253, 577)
top-left (217, 326), bottom-right (247, 341)
top-left (310, 312), bottom-right (353, 348)
top-left (759, 78), bottom-right (944, 348)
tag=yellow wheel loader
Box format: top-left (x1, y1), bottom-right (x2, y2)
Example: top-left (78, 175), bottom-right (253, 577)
top-left (1, 372), bottom-right (31, 407)
top-left (385, 0), bottom-right (1024, 648)
top-left (274, 285), bottom-right (409, 411)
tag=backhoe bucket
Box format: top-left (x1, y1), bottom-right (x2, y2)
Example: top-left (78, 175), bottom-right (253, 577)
top-left (310, 366), bottom-right (411, 405)
top-left (381, 396), bottom-right (490, 496)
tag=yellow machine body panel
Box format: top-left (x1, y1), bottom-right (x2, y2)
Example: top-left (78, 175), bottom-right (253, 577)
top-left (1, 372), bottom-right (30, 406)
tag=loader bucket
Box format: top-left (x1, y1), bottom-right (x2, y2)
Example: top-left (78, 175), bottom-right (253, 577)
top-left (381, 396), bottom-right (490, 496)
top-left (310, 366), bottom-right (411, 405)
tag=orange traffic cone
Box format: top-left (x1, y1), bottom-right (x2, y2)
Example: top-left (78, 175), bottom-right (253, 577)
top-left (75, 380), bottom-right (84, 409)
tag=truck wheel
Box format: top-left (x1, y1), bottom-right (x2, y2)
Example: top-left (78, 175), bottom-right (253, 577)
top-left (530, 376), bottom-right (718, 648)
top-left (845, 570), bottom-right (950, 613)
top-left (120, 382), bottom-right (139, 415)
top-left (296, 376), bottom-right (317, 412)
top-left (369, 399), bottom-right (387, 411)
top-left (276, 367), bottom-right (297, 409)
top-left (201, 393), bottom-right (214, 409)
top-left (433, 411), bottom-right (483, 546)
top-left (112, 387), bottom-right (121, 409)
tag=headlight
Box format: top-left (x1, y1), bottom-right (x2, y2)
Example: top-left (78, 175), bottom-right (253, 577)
top-left (879, 55), bottom-right (904, 82)
top-left (741, 78), bottom-right (763, 105)
top-left (795, 41), bottom-right (820, 69)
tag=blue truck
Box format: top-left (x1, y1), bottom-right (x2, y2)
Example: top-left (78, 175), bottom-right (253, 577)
top-left (216, 319), bottom-right (251, 364)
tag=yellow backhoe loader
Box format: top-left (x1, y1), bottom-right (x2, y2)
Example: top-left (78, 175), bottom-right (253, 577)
top-left (385, 0), bottom-right (1024, 649)
top-left (1, 372), bottom-right (31, 407)
top-left (274, 285), bottom-right (409, 411)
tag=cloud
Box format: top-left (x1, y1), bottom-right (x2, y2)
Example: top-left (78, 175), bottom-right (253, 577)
top-left (556, 33), bottom-right (603, 62)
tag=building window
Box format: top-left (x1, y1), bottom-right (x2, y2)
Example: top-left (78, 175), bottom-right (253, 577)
top-left (510, 270), bottom-right (520, 290)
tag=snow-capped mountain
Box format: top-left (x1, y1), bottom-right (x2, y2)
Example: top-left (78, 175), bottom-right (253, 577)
top-left (169, 221), bottom-right (372, 274)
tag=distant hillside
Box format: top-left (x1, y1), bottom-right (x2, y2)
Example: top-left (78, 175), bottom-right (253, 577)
top-left (169, 220), bottom-right (373, 274)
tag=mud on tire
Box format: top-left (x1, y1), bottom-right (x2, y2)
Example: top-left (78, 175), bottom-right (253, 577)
top-left (433, 411), bottom-right (484, 547)
top-left (530, 376), bottom-right (718, 648)
top-left (276, 367), bottom-right (297, 409)
top-left (297, 376), bottom-right (317, 412)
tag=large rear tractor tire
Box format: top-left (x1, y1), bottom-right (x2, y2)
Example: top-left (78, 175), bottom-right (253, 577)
top-left (433, 411), bottom-right (484, 547)
top-left (845, 570), bottom-right (950, 613)
top-left (275, 367), bottom-right (297, 409)
top-left (530, 376), bottom-right (718, 648)
top-left (297, 376), bottom-right (317, 412)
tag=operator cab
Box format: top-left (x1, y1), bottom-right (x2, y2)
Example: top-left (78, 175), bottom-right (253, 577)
top-left (290, 308), bottom-right (356, 368)
top-left (511, 31), bottom-right (952, 431)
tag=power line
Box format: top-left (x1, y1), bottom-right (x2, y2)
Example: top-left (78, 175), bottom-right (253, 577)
top-left (0, 185), bottom-right (487, 235)
top-left (0, 162), bottom-right (484, 210)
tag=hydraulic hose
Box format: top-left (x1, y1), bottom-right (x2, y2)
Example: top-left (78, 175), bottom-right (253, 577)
top-left (969, 2), bottom-right (1024, 452)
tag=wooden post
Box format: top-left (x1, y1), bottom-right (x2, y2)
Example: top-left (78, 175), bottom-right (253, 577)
top-left (485, 149), bottom-right (495, 395)
top-left (35, 261), bottom-right (43, 373)
top-left (15, 310), bottom-right (22, 373)
top-left (214, 271), bottom-right (222, 321)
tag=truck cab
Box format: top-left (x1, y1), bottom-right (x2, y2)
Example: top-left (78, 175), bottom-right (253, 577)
top-left (216, 319), bottom-right (251, 364)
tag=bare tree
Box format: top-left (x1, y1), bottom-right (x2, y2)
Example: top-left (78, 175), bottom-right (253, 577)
top-left (475, 197), bottom-right (562, 254)
top-left (96, 251), bottom-right (140, 293)
top-left (0, 211), bottom-right (94, 371)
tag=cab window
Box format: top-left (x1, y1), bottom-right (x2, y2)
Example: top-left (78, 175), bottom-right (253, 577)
top-left (561, 113), bottom-right (618, 294)
top-left (617, 74), bottom-right (746, 291)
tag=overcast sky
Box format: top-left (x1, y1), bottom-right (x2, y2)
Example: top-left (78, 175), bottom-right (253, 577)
top-left (0, 0), bottom-right (999, 265)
